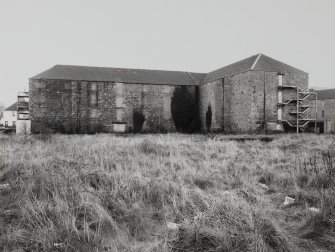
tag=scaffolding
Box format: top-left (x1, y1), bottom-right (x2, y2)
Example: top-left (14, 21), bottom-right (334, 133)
top-left (278, 86), bottom-right (317, 133)
top-left (17, 91), bottom-right (31, 134)
top-left (17, 92), bottom-right (30, 120)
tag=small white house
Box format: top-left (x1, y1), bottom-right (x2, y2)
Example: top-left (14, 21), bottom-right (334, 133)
top-left (0, 102), bottom-right (17, 127)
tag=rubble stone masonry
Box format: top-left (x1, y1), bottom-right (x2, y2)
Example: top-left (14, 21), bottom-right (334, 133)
top-left (29, 78), bottom-right (197, 133)
top-left (199, 71), bottom-right (308, 133)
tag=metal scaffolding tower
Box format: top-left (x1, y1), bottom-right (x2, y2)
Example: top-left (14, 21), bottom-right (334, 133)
top-left (278, 86), bottom-right (317, 133)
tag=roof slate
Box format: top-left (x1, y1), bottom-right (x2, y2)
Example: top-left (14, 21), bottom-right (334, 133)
top-left (202, 55), bottom-right (258, 83)
top-left (203, 54), bottom-right (307, 83)
top-left (4, 102), bottom-right (17, 111)
top-left (253, 54), bottom-right (306, 74)
top-left (315, 89), bottom-right (335, 100)
top-left (32, 65), bottom-right (206, 86)
top-left (31, 54), bottom-right (307, 86)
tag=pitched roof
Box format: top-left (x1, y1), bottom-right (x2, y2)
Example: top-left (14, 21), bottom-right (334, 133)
top-left (31, 54), bottom-right (307, 86)
top-left (315, 89), bottom-right (335, 100)
top-left (4, 102), bottom-right (17, 111)
top-left (202, 55), bottom-right (258, 83)
top-left (31, 65), bottom-right (206, 86)
top-left (202, 53), bottom-right (307, 83)
top-left (252, 54), bottom-right (306, 74)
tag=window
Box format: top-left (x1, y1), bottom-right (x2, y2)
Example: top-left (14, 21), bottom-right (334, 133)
top-left (65, 82), bottom-right (71, 90)
top-left (5, 121), bottom-right (8, 127)
top-left (322, 110), bottom-right (325, 117)
top-left (116, 97), bottom-right (124, 107)
top-left (91, 83), bottom-right (97, 91)
top-left (278, 74), bottom-right (283, 86)
top-left (13, 121), bottom-right (16, 127)
top-left (116, 109), bottom-right (123, 122)
top-left (91, 109), bottom-right (98, 118)
top-left (90, 94), bottom-right (97, 105)
top-left (90, 83), bottom-right (98, 106)
top-left (253, 86), bottom-right (256, 93)
top-left (19, 114), bottom-right (29, 119)
top-left (18, 97), bottom-right (29, 102)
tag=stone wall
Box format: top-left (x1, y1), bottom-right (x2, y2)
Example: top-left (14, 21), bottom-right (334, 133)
top-left (30, 70), bottom-right (308, 134)
top-left (199, 71), bottom-right (266, 133)
top-left (199, 79), bottom-right (224, 132)
top-left (199, 71), bottom-right (309, 133)
top-left (317, 99), bottom-right (335, 133)
top-left (29, 78), bottom-right (197, 133)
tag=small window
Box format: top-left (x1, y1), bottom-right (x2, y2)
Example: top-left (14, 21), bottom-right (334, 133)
top-left (5, 121), bottom-right (8, 127)
top-left (162, 86), bottom-right (170, 94)
top-left (253, 86), bottom-right (256, 93)
top-left (278, 74), bottom-right (283, 86)
top-left (65, 82), bottom-right (71, 90)
top-left (19, 114), bottom-right (29, 119)
top-left (322, 110), bottom-right (325, 117)
top-left (91, 83), bottom-right (97, 91)
top-left (18, 97), bottom-right (28, 102)
top-left (116, 97), bottom-right (124, 107)
top-left (91, 109), bottom-right (98, 118)
top-left (90, 94), bottom-right (97, 105)
top-left (13, 121), bottom-right (16, 127)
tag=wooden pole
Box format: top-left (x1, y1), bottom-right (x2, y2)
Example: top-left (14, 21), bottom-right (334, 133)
top-left (296, 88), bottom-right (299, 133)
top-left (315, 93), bottom-right (317, 133)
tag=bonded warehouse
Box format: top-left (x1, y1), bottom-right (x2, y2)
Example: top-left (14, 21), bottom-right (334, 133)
top-left (28, 54), bottom-right (316, 134)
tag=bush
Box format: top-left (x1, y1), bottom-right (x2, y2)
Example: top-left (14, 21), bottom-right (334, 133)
top-left (171, 87), bottom-right (199, 133)
top-left (133, 110), bottom-right (145, 133)
top-left (206, 105), bottom-right (212, 132)
top-left (138, 139), bottom-right (165, 155)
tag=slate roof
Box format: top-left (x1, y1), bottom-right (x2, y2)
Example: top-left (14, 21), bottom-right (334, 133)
top-left (4, 102), bottom-right (17, 111)
top-left (252, 54), bottom-right (306, 74)
top-left (203, 53), bottom-right (307, 83)
top-left (31, 54), bottom-right (307, 86)
top-left (202, 55), bottom-right (258, 83)
top-left (315, 89), bottom-right (335, 100)
top-left (31, 65), bottom-right (206, 86)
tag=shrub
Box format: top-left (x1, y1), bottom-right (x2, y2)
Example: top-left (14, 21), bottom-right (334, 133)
top-left (206, 105), bottom-right (212, 132)
top-left (138, 139), bottom-right (165, 155)
top-left (193, 177), bottom-right (214, 190)
top-left (171, 87), bottom-right (198, 132)
top-left (133, 110), bottom-right (145, 133)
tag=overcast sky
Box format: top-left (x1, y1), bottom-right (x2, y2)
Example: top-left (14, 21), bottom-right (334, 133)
top-left (0, 0), bottom-right (334, 107)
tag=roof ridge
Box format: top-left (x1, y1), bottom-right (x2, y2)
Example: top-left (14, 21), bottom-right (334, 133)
top-left (187, 72), bottom-right (200, 85)
top-left (52, 64), bottom-right (206, 75)
top-left (4, 102), bottom-right (17, 111)
top-left (251, 53), bottom-right (262, 70)
top-left (31, 65), bottom-right (206, 86)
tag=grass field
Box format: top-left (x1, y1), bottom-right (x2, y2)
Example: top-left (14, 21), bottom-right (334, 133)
top-left (0, 133), bottom-right (335, 251)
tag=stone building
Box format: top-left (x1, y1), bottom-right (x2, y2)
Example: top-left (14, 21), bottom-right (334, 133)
top-left (29, 53), bottom-right (315, 134)
top-left (315, 89), bottom-right (335, 133)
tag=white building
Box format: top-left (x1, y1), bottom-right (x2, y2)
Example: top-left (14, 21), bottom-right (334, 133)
top-left (0, 102), bottom-right (17, 127)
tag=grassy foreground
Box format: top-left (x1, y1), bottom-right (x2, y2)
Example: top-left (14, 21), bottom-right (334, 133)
top-left (0, 133), bottom-right (335, 251)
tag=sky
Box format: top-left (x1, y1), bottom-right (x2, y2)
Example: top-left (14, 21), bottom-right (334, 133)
top-left (0, 0), bottom-right (334, 107)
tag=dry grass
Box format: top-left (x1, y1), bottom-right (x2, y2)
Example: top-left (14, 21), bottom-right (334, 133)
top-left (0, 133), bottom-right (335, 251)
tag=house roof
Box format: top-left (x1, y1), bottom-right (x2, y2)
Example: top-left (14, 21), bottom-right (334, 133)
top-left (202, 53), bottom-right (307, 83)
top-left (202, 55), bottom-right (258, 83)
top-left (4, 102), bottom-right (17, 111)
top-left (315, 89), bottom-right (335, 100)
top-left (252, 54), bottom-right (307, 74)
top-left (31, 54), bottom-right (307, 86)
top-left (31, 65), bottom-right (206, 86)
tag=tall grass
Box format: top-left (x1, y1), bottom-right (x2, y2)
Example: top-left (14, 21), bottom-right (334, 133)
top-left (0, 133), bottom-right (334, 251)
